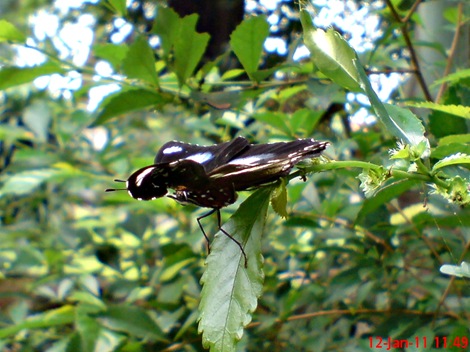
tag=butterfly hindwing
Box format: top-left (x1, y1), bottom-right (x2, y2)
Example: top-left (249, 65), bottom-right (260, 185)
top-left (208, 139), bottom-right (329, 191)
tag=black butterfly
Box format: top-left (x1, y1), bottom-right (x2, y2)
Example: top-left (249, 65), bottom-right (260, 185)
top-left (106, 137), bottom-right (329, 265)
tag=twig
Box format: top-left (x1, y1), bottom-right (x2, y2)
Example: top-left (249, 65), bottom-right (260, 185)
top-left (247, 308), bottom-right (462, 328)
top-left (435, 2), bottom-right (464, 103)
top-left (433, 239), bottom-right (470, 327)
top-left (385, 0), bottom-right (433, 101)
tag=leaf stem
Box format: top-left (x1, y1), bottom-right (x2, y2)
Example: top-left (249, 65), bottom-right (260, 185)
top-left (297, 160), bottom-right (450, 188)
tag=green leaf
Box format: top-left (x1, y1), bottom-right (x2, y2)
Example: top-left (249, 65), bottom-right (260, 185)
top-left (383, 104), bottom-right (428, 149)
top-left (230, 15), bottom-right (270, 81)
top-left (122, 36), bottom-right (159, 86)
top-left (0, 125), bottom-right (33, 141)
top-left (406, 101), bottom-right (470, 119)
top-left (76, 305), bottom-right (102, 352)
top-left (97, 306), bottom-right (165, 341)
top-left (300, 9), bottom-right (429, 149)
top-left (364, 61), bottom-right (422, 138)
top-left (0, 163), bottom-right (88, 198)
top-left (355, 179), bottom-right (419, 225)
top-left (0, 169), bottom-right (59, 197)
top-left (357, 58), bottom-right (429, 147)
top-left (103, 0), bottom-right (127, 17)
top-left (198, 187), bottom-right (271, 351)
top-left (432, 153), bottom-right (470, 172)
top-left (23, 100), bottom-right (51, 142)
top-left (440, 261), bottom-right (470, 278)
top-left (291, 108), bottom-right (323, 134)
top-left (271, 179), bottom-right (288, 218)
top-left (173, 14), bottom-right (210, 86)
top-left (431, 143), bottom-right (470, 159)
top-left (252, 112), bottom-right (291, 135)
top-left (0, 306), bottom-right (75, 339)
top-left (438, 134), bottom-right (470, 146)
top-left (0, 19), bottom-right (26, 43)
top-left (94, 88), bottom-right (164, 125)
top-left (93, 43), bottom-right (128, 70)
top-left (0, 62), bottom-right (65, 90)
top-left (431, 68), bottom-right (470, 87)
top-left (300, 11), bottom-right (361, 92)
top-left (152, 6), bottom-right (181, 59)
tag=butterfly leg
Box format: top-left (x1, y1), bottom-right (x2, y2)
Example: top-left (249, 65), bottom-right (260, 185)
top-left (197, 208), bottom-right (215, 254)
top-left (197, 208), bottom-right (248, 268)
top-left (215, 209), bottom-right (248, 268)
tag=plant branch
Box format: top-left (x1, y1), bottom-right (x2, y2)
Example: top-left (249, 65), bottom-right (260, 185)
top-left (385, 0), bottom-right (433, 101)
top-left (247, 308), bottom-right (462, 329)
top-left (433, 239), bottom-right (470, 327)
top-left (435, 2), bottom-right (464, 103)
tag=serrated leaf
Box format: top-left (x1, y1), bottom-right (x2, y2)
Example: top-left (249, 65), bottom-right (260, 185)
top-left (0, 19), bottom-right (26, 43)
top-left (198, 187), bottom-right (271, 352)
top-left (97, 306), bottom-right (165, 341)
top-left (431, 143), bottom-right (470, 159)
top-left (230, 15), bottom-right (270, 81)
top-left (0, 62), bottom-right (65, 90)
top-left (300, 11), bottom-right (361, 92)
top-left (94, 89), bottom-right (164, 125)
top-left (173, 14), bottom-right (210, 86)
top-left (407, 101), bottom-right (470, 119)
top-left (271, 179), bottom-right (288, 218)
top-left (122, 36), bottom-right (159, 86)
top-left (438, 134), bottom-right (470, 146)
top-left (431, 68), bottom-right (470, 87)
top-left (432, 153), bottom-right (470, 172)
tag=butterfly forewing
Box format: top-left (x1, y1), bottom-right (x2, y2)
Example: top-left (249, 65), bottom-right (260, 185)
top-left (155, 136), bottom-right (249, 173)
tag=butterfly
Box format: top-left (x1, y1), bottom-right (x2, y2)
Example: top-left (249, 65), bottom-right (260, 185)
top-left (106, 137), bottom-right (329, 265)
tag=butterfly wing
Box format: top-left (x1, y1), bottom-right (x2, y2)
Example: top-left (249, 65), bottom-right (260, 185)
top-left (208, 139), bottom-right (329, 191)
top-left (124, 138), bottom-right (328, 207)
top-left (154, 136), bottom-right (249, 173)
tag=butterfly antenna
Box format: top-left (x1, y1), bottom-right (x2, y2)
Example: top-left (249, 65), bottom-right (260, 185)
top-left (105, 179), bottom-right (128, 192)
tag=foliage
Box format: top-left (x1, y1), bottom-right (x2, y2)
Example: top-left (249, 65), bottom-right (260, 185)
top-left (0, 1), bottom-right (469, 351)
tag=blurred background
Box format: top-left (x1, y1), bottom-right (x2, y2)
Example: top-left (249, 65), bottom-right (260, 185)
top-left (0, 0), bottom-right (469, 351)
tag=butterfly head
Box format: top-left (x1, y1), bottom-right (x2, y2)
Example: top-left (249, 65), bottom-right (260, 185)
top-left (106, 165), bottom-right (169, 201)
